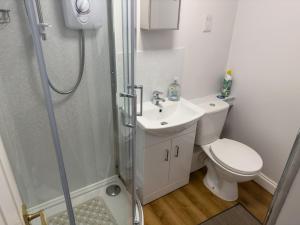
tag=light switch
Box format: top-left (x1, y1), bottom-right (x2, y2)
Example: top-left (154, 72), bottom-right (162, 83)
top-left (203, 14), bottom-right (213, 33)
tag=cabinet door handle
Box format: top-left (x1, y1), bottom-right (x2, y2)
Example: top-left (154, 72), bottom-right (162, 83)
top-left (165, 149), bottom-right (169, 161)
top-left (175, 145), bottom-right (180, 157)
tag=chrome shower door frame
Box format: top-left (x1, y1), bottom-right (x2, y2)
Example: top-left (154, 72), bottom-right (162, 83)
top-left (264, 129), bottom-right (300, 225)
top-left (107, 0), bottom-right (143, 223)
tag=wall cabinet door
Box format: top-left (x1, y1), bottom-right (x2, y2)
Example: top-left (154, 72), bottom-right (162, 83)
top-left (150, 0), bottom-right (181, 29)
top-left (144, 141), bottom-right (171, 196)
top-left (169, 133), bottom-right (195, 184)
top-left (141, 0), bottom-right (181, 30)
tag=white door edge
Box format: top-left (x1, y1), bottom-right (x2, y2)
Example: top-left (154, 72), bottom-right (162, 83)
top-left (0, 135), bottom-right (24, 225)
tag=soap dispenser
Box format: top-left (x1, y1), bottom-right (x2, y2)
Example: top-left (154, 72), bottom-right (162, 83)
top-left (168, 77), bottom-right (181, 101)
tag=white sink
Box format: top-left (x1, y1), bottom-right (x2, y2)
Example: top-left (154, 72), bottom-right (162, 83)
top-left (137, 98), bottom-right (205, 135)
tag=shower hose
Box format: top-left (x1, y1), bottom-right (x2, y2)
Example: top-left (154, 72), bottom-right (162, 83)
top-left (48, 30), bottom-right (85, 95)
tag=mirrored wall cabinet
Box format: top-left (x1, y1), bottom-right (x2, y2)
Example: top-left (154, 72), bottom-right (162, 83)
top-left (140, 0), bottom-right (181, 30)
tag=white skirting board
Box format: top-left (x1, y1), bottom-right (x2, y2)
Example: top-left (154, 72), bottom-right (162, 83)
top-left (254, 172), bottom-right (277, 195)
top-left (29, 175), bottom-right (118, 213)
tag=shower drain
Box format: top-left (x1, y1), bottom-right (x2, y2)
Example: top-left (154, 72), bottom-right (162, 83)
top-left (106, 184), bottom-right (121, 197)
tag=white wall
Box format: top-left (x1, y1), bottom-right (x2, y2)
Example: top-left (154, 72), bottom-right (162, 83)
top-left (226, 0), bottom-right (300, 184)
top-left (136, 0), bottom-right (238, 100)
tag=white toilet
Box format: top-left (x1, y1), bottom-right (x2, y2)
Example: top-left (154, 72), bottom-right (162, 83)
top-left (194, 98), bottom-right (263, 201)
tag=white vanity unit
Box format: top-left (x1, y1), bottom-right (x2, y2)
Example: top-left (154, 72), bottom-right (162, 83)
top-left (136, 99), bottom-right (204, 204)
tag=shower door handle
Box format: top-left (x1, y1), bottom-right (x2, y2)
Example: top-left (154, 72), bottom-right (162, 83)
top-left (128, 85), bottom-right (143, 116)
top-left (120, 92), bottom-right (137, 128)
top-left (134, 85), bottom-right (143, 116)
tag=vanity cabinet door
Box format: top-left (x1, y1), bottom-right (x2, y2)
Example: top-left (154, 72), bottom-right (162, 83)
top-left (144, 141), bottom-right (171, 197)
top-left (169, 133), bottom-right (195, 185)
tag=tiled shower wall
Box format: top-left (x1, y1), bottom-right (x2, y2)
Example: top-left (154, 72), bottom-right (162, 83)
top-left (0, 0), bottom-right (115, 207)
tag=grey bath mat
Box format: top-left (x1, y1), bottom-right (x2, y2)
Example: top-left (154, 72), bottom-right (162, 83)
top-left (48, 197), bottom-right (118, 225)
top-left (199, 204), bottom-right (262, 225)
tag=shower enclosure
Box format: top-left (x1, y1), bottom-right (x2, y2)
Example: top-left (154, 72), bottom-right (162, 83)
top-left (0, 0), bottom-right (142, 224)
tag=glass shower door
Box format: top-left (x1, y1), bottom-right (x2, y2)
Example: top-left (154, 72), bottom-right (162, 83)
top-left (112, 0), bottom-right (143, 224)
top-left (22, 0), bottom-right (139, 224)
top-left (0, 0), bottom-right (140, 224)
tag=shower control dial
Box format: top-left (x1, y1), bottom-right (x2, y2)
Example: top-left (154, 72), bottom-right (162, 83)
top-left (75, 0), bottom-right (90, 14)
top-left (62, 0), bottom-right (103, 29)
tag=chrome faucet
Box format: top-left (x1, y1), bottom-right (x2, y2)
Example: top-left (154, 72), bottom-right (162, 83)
top-left (152, 90), bottom-right (165, 106)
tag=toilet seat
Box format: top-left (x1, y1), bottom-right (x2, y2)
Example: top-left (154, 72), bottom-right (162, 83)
top-left (210, 139), bottom-right (263, 175)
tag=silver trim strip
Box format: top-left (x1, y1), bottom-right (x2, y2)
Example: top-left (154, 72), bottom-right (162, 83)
top-left (129, 0), bottom-right (140, 223)
top-left (23, 1), bottom-right (76, 225)
top-left (264, 129), bottom-right (300, 225)
top-left (106, 0), bottom-right (121, 181)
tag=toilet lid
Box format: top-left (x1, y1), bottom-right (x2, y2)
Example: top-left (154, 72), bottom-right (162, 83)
top-left (210, 139), bottom-right (263, 175)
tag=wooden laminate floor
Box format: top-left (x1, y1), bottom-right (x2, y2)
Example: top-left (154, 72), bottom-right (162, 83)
top-left (143, 169), bottom-right (273, 225)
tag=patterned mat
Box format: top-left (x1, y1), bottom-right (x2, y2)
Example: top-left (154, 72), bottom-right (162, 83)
top-left (48, 197), bottom-right (118, 225)
top-left (199, 204), bottom-right (261, 225)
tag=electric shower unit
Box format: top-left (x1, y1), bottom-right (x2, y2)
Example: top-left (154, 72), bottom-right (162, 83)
top-left (62, 0), bottom-right (103, 29)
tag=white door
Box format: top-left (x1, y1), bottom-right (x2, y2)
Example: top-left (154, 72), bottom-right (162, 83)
top-left (144, 141), bottom-right (171, 197)
top-left (169, 133), bottom-right (195, 185)
top-left (0, 137), bottom-right (23, 225)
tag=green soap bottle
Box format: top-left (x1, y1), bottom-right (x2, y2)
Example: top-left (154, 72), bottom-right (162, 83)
top-left (221, 70), bottom-right (233, 98)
